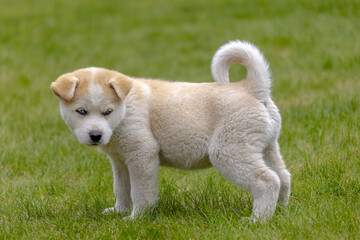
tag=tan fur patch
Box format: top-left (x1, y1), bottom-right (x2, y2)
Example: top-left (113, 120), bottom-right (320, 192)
top-left (51, 73), bottom-right (79, 101)
top-left (71, 69), bottom-right (91, 100)
top-left (51, 69), bottom-right (92, 102)
top-left (73, 68), bottom-right (132, 102)
top-left (104, 70), bottom-right (133, 100)
top-left (52, 68), bottom-right (133, 103)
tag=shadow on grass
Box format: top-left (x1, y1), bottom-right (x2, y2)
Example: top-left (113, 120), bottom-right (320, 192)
top-left (147, 177), bottom-right (253, 222)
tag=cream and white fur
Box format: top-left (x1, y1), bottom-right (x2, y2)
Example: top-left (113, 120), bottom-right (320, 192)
top-left (51, 41), bottom-right (291, 222)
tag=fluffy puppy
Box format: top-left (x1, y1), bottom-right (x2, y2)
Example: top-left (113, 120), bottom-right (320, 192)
top-left (51, 41), bottom-right (291, 222)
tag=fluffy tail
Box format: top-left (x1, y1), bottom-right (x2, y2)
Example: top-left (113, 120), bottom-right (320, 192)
top-left (211, 40), bottom-right (271, 102)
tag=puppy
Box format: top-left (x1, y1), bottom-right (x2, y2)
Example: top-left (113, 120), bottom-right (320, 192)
top-left (51, 41), bottom-right (291, 222)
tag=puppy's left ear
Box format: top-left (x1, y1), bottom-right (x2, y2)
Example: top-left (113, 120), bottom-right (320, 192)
top-left (108, 73), bottom-right (133, 100)
top-left (51, 74), bottom-right (79, 101)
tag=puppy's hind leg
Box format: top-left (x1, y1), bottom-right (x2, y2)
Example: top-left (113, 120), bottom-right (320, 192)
top-left (209, 137), bottom-right (280, 222)
top-left (264, 141), bottom-right (291, 206)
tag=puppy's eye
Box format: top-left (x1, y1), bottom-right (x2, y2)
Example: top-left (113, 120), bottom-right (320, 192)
top-left (76, 108), bottom-right (87, 116)
top-left (104, 109), bottom-right (113, 116)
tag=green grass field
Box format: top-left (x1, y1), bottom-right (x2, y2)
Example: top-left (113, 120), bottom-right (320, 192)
top-left (1, 0), bottom-right (359, 238)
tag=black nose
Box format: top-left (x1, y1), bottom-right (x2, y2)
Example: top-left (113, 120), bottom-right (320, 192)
top-left (89, 131), bottom-right (102, 143)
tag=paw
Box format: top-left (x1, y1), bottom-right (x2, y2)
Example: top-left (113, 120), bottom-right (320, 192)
top-left (102, 207), bottom-right (117, 215)
top-left (277, 198), bottom-right (289, 206)
top-left (122, 215), bottom-right (135, 222)
top-left (241, 215), bottom-right (268, 224)
top-left (241, 216), bottom-right (257, 224)
top-left (122, 209), bottom-right (144, 221)
top-left (102, 206), bottom-right (131, 215)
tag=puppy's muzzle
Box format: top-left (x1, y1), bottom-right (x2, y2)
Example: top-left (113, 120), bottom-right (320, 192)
top-left (89, 131), bottom-right (102, 144)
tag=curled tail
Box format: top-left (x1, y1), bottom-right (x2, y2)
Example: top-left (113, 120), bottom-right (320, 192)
top-left (211, 40), bottom-right (272, 102)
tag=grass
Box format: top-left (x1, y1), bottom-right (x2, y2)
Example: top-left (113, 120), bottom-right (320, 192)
top-left (1, 0), bottom-right (359, 238)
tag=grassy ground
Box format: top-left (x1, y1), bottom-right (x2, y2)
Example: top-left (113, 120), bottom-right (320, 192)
top-left (1, 0), bottom-right (359, 238)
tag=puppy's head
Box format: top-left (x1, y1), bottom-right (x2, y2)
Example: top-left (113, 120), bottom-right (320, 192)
top-left (51, 67), bottom-right (133, 146)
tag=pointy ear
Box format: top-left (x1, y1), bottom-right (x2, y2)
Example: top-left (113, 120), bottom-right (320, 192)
top-left (108, 73), bottom-right (133, 100)
top-left (51, 74), bottom-right (79, 101)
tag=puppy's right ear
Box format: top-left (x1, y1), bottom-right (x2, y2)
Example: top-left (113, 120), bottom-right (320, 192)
top-left (51, 74), bottom-right (79, 101)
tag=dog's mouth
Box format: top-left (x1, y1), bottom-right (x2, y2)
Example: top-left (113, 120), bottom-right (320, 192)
top-left (85, 141), bottom-right (103, 147)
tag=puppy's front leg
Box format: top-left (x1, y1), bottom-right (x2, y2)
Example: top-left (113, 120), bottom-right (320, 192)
top-left (126, 151), bottom-right (159, 219)
top-left (103, 154), bottom-right (132, 214)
